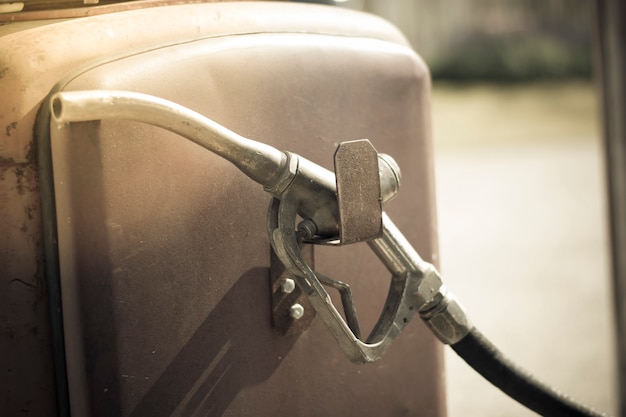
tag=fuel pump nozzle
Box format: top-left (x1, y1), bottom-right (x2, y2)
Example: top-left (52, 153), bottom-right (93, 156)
top-left (50, 89), bottom-right (471, 363)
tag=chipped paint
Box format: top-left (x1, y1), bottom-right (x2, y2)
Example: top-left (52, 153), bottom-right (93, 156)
top-left (5, 121), bottom-right (16, 136)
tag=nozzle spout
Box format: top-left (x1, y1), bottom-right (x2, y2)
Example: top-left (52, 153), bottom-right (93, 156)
top-left (51, 90), bottom-right (286, 187)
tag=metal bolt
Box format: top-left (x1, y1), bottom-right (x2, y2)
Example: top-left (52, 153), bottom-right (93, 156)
top-left (298, 218), bottom-right (318, 240)
top-left (290, 303), bottom-right (305, 320)
top-left (280, 278), bottom-right (296, 294)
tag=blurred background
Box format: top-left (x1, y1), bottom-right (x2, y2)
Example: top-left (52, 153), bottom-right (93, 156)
top-left (326, 1), bottom-right (616, 416)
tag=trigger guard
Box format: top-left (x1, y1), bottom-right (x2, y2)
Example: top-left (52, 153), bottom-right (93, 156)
top-left (267, 190), bottom-right (422, 364)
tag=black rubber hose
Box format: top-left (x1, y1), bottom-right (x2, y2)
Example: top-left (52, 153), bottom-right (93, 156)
top-left (451, 327), bottom-right (607, 417)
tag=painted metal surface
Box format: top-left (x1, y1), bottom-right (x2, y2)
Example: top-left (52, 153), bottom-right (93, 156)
top-left (1, 2), bottom-right (444, 416)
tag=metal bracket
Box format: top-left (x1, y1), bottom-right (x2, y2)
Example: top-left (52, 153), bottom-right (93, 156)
top-left (270, 245), bottom-right (316, 335)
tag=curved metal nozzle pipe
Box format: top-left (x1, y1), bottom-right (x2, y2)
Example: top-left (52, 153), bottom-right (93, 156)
top-left (50, 90), bottom-right (401, 239)
top-left (51, 90), bottom-right (286, 188)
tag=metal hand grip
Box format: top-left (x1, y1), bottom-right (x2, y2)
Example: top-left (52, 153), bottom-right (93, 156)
top-left (267, 171), bottom-right (441, 364)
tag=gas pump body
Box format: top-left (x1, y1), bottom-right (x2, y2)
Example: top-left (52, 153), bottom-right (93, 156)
top-left (0, 3), bottom-right (444, 416)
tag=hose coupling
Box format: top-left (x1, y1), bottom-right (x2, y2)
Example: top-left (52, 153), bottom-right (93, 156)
top-left (264, 152), bottom-right (298, 196)
top-left (415, 269), bottom-right (472, 345)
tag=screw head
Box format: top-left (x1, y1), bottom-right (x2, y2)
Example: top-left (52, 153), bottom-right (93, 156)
top-left (290, 303), bottom-right (305, 320)
top-left (280, 278), bottom-right (296, 294)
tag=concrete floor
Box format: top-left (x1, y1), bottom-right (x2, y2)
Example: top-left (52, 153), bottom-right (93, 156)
top-left (431, 82), bottom-right (618, 417)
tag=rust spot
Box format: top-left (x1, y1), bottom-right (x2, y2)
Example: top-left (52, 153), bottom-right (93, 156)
top-left (0, 67), bottom-right (8, 79)
top-left (14, 164), bottom-right (39, 195)
top-left (14, 165), bottom-right (25, 194)
top-left (25, 139), bottom-right (36, 164)
top-left (13, 164), bottom-right (38, 195)
top-left (24, 203), bottom-right (36, 220)
top-left (33, 242), bottom-right (46, 302)
top-left (5, 121), bottom-right (17, 136)
top-left (0, 155), bottom-right (15, 165)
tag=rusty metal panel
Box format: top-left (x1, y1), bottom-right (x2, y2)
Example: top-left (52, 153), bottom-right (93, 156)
top-left (0, 162), bottom-right (57, 416)
top-left (2, 2), bottom-right (443, 416)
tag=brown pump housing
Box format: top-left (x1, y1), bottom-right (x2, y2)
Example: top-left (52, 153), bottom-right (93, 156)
top-left (0, 2), bottom-right (444, 416)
